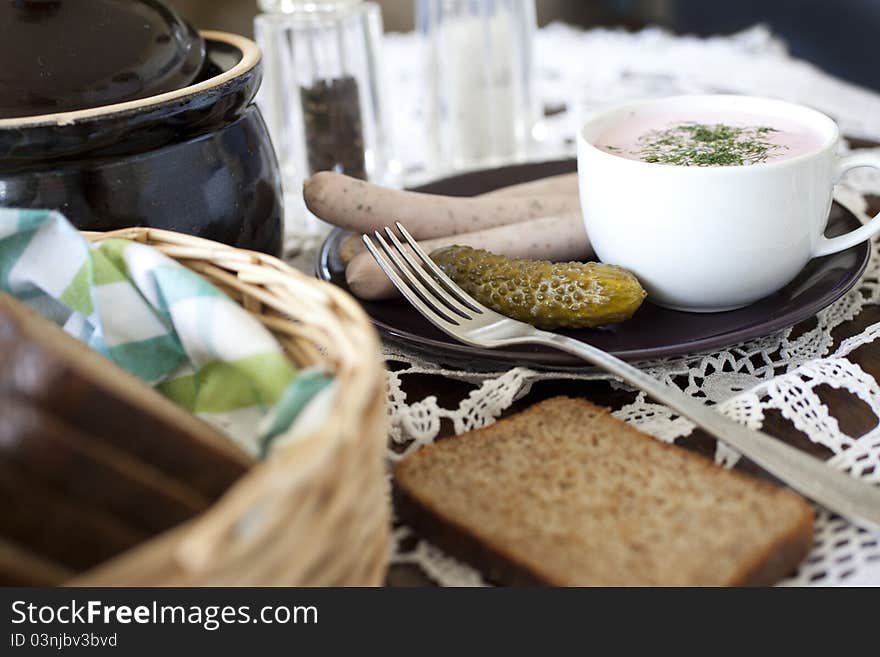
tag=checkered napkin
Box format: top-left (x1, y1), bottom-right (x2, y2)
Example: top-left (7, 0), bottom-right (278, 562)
top-left (0, 208), bottom-right (336, 458)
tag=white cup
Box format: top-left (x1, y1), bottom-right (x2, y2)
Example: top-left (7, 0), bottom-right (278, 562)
top-left (577, 94), bottom-right (880, 312)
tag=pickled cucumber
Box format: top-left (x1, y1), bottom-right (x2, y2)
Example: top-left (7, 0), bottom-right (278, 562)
top-left (430, 246), bottom-right (647, 329)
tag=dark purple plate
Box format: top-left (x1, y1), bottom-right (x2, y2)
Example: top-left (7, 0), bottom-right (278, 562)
top-left (315, 159), bottom-right (870, 368)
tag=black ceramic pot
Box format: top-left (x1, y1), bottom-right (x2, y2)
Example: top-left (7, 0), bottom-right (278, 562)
top-left (0, 32), bottom-right (283, 256)
top-left (0, 0), bottom-right (206, 119)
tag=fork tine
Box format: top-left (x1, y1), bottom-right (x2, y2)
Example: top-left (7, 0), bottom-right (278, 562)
top-left (382, 226), bottom-right (474, 319)
top-left (372, 230), bottom-right (463, 323)
top-left (394, 222), bottom-right (487, 314)
top-left (362, 233), bottom-right (463, 332)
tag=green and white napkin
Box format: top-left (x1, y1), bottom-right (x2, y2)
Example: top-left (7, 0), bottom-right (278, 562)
top-left (0, 208), bottom-right (335, 458)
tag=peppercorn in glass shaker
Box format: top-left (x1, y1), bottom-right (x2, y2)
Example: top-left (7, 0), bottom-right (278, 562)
top-left (417, 0), bottom-right (538, 175)
top-left (256, 0), bottom-right (394, 239)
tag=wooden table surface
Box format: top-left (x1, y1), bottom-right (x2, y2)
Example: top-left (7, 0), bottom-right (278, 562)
top-left (384, 145), bottom-right (880, 586)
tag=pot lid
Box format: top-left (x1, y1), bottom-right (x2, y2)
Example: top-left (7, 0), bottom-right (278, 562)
top-left (0, 0), bottom-right (206, 119)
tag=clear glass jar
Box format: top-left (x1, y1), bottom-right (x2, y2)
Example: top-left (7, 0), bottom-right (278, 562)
top-left (255, 0), bottom-right (394, 240)
top-left (417, 0), bottom-right (538, 174)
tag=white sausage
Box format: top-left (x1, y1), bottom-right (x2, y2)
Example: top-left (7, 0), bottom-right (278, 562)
top-left (346, 213), bottom-right (591, 300)
top-left (335, 172), bottom-right (580, 264)
top-left (304, 171), bottom-right (580, 240)
top-left (482, 172), bottom-right (578, 198)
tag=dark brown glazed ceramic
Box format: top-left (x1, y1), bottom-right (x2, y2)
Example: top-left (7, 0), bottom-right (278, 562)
top-left (316, 159), bottom-right (870, 367)
top-left (2, 106), bottom-right (282, 249)
top-left (0, 0), bottom-right (205, 119)
top-left (0, 33), bottom-right (256, 163)
top-left (0, 32), bottom-right (283, 255)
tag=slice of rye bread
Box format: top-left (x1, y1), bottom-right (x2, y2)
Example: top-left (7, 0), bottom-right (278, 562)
top-left (0, 537), bottom-right (74, 586)
top-left (0, 463), bottom-right (149, 571)
top-left (394, 396), bottom-right (815, 586)
top-left (0, 293), bottom-right (252, 499)
top-left (0, 395), bottom-right (212, 534)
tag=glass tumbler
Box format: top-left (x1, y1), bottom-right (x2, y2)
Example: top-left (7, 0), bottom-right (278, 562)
top-left (255, 0), bottom-right (393, 239)
top-left (417, 0), bottom-right (538, 174)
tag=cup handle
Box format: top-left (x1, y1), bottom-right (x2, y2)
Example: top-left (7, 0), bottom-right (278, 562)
top-left (814, 151), bottom-right (880, 257)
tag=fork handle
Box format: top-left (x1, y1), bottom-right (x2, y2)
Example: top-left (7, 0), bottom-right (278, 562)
top-left (539, 332), bottom-right (880, 531)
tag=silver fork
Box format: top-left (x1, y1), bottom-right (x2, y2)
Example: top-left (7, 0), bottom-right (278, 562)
top-left (364, 222), bottom-right (880, 532)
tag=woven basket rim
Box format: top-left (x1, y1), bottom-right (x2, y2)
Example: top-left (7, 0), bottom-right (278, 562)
top-left (75, 227), bottom-right (389, 585)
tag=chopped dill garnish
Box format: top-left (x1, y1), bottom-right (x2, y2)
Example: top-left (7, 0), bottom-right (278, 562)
top-left (629, 123), bottom-right (784, 166)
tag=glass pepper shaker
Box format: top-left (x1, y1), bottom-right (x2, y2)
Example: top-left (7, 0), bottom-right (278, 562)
top-left (255, 0), bottom-right (394, 238)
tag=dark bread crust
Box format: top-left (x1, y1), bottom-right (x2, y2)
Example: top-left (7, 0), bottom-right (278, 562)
top-left (395, 396), bottom-right (815, 587)
top-left (394, 485), bottom-right (547, 586)
top-left (0, 293), bottom-right (252, 498)
top-left (0, 396), bottom-right (211, 534)
top-left (0, 463), bottom-right (148, 570)
top-left (0, 537), bottom-right (73, 586)
top-left (728, 504), bottom-right (815, 586)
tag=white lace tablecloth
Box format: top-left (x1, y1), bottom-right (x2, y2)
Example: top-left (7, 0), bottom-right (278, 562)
top-left (292, 23), bottom-right (880, 586)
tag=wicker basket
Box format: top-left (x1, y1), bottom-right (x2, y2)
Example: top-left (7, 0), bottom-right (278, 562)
top-left (70, 228), bottom-right (390, 586)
